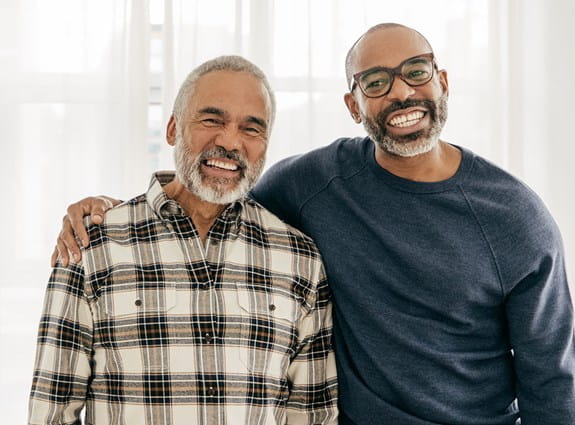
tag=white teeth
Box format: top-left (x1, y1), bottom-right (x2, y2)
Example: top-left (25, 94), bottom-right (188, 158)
top-left (389, 111), bottom-right (425, 128)
top-left (205, 159), bottom-right (238, 171)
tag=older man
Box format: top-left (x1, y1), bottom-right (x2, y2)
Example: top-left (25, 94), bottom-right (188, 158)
top-left (52, 24), bottom-right (575, 424)
top-left (29, 56), bottom-right (338, 425)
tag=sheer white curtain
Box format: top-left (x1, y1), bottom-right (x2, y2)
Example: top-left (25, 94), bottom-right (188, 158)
top-left (486, 0), bottom-right (575, 284)
top-left (1, 0), bottom-right (574, 423)
top-left (0, 0), bottom-right (150, 421)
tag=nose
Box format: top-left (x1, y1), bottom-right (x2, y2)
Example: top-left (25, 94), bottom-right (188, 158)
top-left (214, 127), bottom-right (242, 152)
top-left (386, 75), bottom-right (416, 102)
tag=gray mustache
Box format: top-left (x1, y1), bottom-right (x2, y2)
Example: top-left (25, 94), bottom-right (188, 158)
top-left (199, 146), bottom-right (247, 169)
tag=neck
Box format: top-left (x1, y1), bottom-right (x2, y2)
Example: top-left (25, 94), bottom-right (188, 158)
top-left (374, 140), bottom-right (462, 182)
top-left (164, 178), bottom-right (227, 242)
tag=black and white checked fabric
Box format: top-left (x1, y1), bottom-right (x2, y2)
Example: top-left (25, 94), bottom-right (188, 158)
top-left (29, 172), bottom-right (338, 425)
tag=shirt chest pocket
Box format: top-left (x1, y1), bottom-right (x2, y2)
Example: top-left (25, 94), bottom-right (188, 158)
top-left (101, 283), bottom-right (177, 316)
top-left (96, 273), bottom-right (178, 372)
top-left (235, 279), bottom-right (300, 376)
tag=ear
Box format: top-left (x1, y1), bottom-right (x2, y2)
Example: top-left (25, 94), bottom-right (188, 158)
top-left (166, 115), bottom-right (177, 146)
top-left (437, 69), bottom-right (449, 97)
top-left (344, 92), bottom-right (362, 124)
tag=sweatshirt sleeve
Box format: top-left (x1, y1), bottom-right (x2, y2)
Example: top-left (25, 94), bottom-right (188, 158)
top-left (493, 192), bottom-right (575, 424)
top-left (504, 237), bottom-right (575, 424)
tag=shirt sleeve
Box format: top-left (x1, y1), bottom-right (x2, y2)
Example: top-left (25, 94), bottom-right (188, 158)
top-left (505, 239), bottom-right (575, 424)
top-left (28, 261), bottom-right (93, 425)
top-left (285, 264), bottom-right (338, 425)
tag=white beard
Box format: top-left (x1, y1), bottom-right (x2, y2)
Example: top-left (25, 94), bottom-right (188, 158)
top-left (377, 133), bottom-right (438, 157)
top-left (173, 134), bottom-right (265, 205)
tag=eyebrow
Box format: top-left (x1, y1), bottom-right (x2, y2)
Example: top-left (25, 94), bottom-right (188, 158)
top-left (198, 106), bottom-right (267, 130)
top-left (198, 106), bottom-right (227, 118)
top-left (245, 115), bottom-right (268, 130)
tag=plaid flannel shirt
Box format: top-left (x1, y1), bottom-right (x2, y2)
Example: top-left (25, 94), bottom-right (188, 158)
top-left (29, 172), bottom-right (338, 425)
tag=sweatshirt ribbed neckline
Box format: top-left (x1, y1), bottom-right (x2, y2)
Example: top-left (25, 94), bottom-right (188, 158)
top-left (364, 139), bottom-right (474, 194)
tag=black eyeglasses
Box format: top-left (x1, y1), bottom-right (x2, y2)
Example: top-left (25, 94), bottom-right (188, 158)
top-left (350, 53), bottom-right (437, 98)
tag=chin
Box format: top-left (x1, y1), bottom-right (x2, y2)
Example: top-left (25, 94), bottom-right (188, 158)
top-left (377, 136), bottom-right (437, 158)
top-left (194, 180), bottom-right (251, 205)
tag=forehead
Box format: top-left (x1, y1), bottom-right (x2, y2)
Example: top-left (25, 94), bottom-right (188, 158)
top-left (352, 27), bottom-right (431, 73)
top-left (189, 70), bottom-right (271, 121)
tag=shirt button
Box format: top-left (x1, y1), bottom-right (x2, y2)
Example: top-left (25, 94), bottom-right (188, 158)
top-left (134, 299), bottom-right (142, 307)
top-left (269, 304), bottom-right (276, 312)
top-left (200, 283), bottom-right (210, 290)
top-left (207, 387), bottom-right (217, 397)
top-left (203, 333), bottom-right (213, 344)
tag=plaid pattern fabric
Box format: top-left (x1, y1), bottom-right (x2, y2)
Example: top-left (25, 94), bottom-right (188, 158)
top-left (29, 172), bottom-right (337, 425)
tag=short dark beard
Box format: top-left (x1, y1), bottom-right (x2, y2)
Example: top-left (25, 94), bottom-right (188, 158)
top-left (362, 93), bottom-right (448, 157)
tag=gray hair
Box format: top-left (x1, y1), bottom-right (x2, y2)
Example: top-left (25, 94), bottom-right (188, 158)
top-left (172, 55), bottom-right (276, 130)
top-left (345, 23), bottom-right (433, 90)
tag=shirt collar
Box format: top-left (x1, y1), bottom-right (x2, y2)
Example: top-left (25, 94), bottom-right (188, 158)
top-left (145, 171), bottom-right (245, 229)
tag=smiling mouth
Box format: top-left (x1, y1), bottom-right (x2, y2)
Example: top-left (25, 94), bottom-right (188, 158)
top-left (388, 111), bottom-right (426, 128)
top-left (204, 159), bottom-right (240, 171)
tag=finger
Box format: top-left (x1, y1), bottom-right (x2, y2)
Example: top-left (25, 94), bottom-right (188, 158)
top-left (67, 202), bottom-right (91, 247)
top-left (60, 215), bottom-right (83, 261)
top-left (50, 246), bottom-right (59, 267)
top-left (55, 237), bottom-right (70, 267)
top-left (91, 196), bottom-right (114, 225)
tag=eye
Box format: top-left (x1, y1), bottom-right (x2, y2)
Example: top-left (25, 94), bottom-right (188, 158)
top-left (406, 69), bottom-right (430, 81)
top-left (242, 125), bottom-right (263, 137)
top-left (360, 70), bottom-right (391, 93)
top-left (366, 79), bottom-right (388, 89)
top-left (201, 118), bottom-right (223, 127)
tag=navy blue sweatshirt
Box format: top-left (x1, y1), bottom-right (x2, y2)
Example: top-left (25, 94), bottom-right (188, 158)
top-left (251, 137), bottom-right (575, 424)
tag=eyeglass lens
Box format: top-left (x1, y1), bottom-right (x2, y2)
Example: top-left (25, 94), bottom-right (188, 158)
top-left (359, 56), bottom-right (433, 97)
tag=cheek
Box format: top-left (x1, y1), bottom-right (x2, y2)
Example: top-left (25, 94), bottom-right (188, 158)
top-left (428, 78), bottom-right (447, 98)
top-left (359, 101), bottom-right (385, 121)
top-left (182, 129), bottom-right (214, 153)
top-left (359, 95), bottom-right (386, 112)
top-left (245, 140), bottom-right (268, 163)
